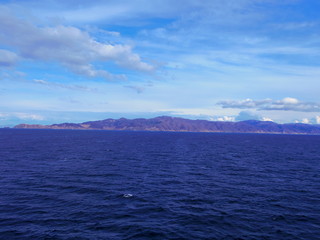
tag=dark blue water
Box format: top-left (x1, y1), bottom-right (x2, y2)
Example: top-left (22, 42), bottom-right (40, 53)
top-left (0, 129), bottom-right (319, 240)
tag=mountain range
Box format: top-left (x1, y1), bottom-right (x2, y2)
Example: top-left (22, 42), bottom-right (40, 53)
top-left (13, 116), bottom-right (320, 135)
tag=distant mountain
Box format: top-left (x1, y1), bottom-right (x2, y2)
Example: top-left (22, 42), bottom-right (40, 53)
top-left (13, 116), bottom-right (320, 135)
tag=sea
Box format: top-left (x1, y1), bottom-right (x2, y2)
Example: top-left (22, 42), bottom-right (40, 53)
top-left (0, 129), bottom-right (319, 240)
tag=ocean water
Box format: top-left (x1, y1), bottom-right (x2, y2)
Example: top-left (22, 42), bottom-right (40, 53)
top-left (0, 129), bottom-right (319, 240)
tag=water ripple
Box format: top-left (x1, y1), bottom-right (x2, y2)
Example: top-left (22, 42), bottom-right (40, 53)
top-left (0, 129), bottom-right (319, 239)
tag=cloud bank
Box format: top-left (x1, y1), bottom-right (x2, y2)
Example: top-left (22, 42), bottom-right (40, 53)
top-left (0, 7), bottom-right (154, 80)
top-left (218, 97), bottom-right (320, 112)
top-left (0, 112), bottom-right (44, 121)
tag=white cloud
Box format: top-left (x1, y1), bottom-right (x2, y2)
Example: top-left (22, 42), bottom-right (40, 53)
top-left (294, 116), bottom-right (320, 124)
top-left (262, 117), bottom-right (273, 122)
top-left (33, 79), bottom-right (98, 92)
top-left (218, 98), bottom-right (271, 109)
top-left (0, 7), bottom-right (154, 80)
top-left (282, 97), bottom-right (299, 104)
top-left (36, 0), bottom-right (253, 24)
top-left (15, 113), bottom-right (45, 121)
top-left (301, 118), bottom-right (310, 124)
top-left (295, 118), bottom-right (310, 124)
top-left (218, 97), bottom-right (320, 112)
top-left (124, 85), bottom-right (145, 94)
top-left (0, 112), bottom-right (44, 120)
top-left (211, 112), bottom-right (275, 122)
top-left (273, 21), bottom-right (317, 30)
top-left (0, 49), bottom-right (19, 67)
top-left (213, 116), bottom-right (235, 122)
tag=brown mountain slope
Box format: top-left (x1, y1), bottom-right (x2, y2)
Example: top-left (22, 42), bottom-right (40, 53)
top-left (14, 116), bottom-right (320, 134)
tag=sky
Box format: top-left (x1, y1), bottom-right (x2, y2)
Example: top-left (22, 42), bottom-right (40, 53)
top-left (1, 0), bottom-right (320, 126)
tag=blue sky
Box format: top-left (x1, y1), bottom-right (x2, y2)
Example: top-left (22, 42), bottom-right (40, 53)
top-left (1, 0), bottom-right (320, 126)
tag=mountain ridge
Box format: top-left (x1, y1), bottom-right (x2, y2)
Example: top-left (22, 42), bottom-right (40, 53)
top-left (13, 116), bottom-right (320, 135)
